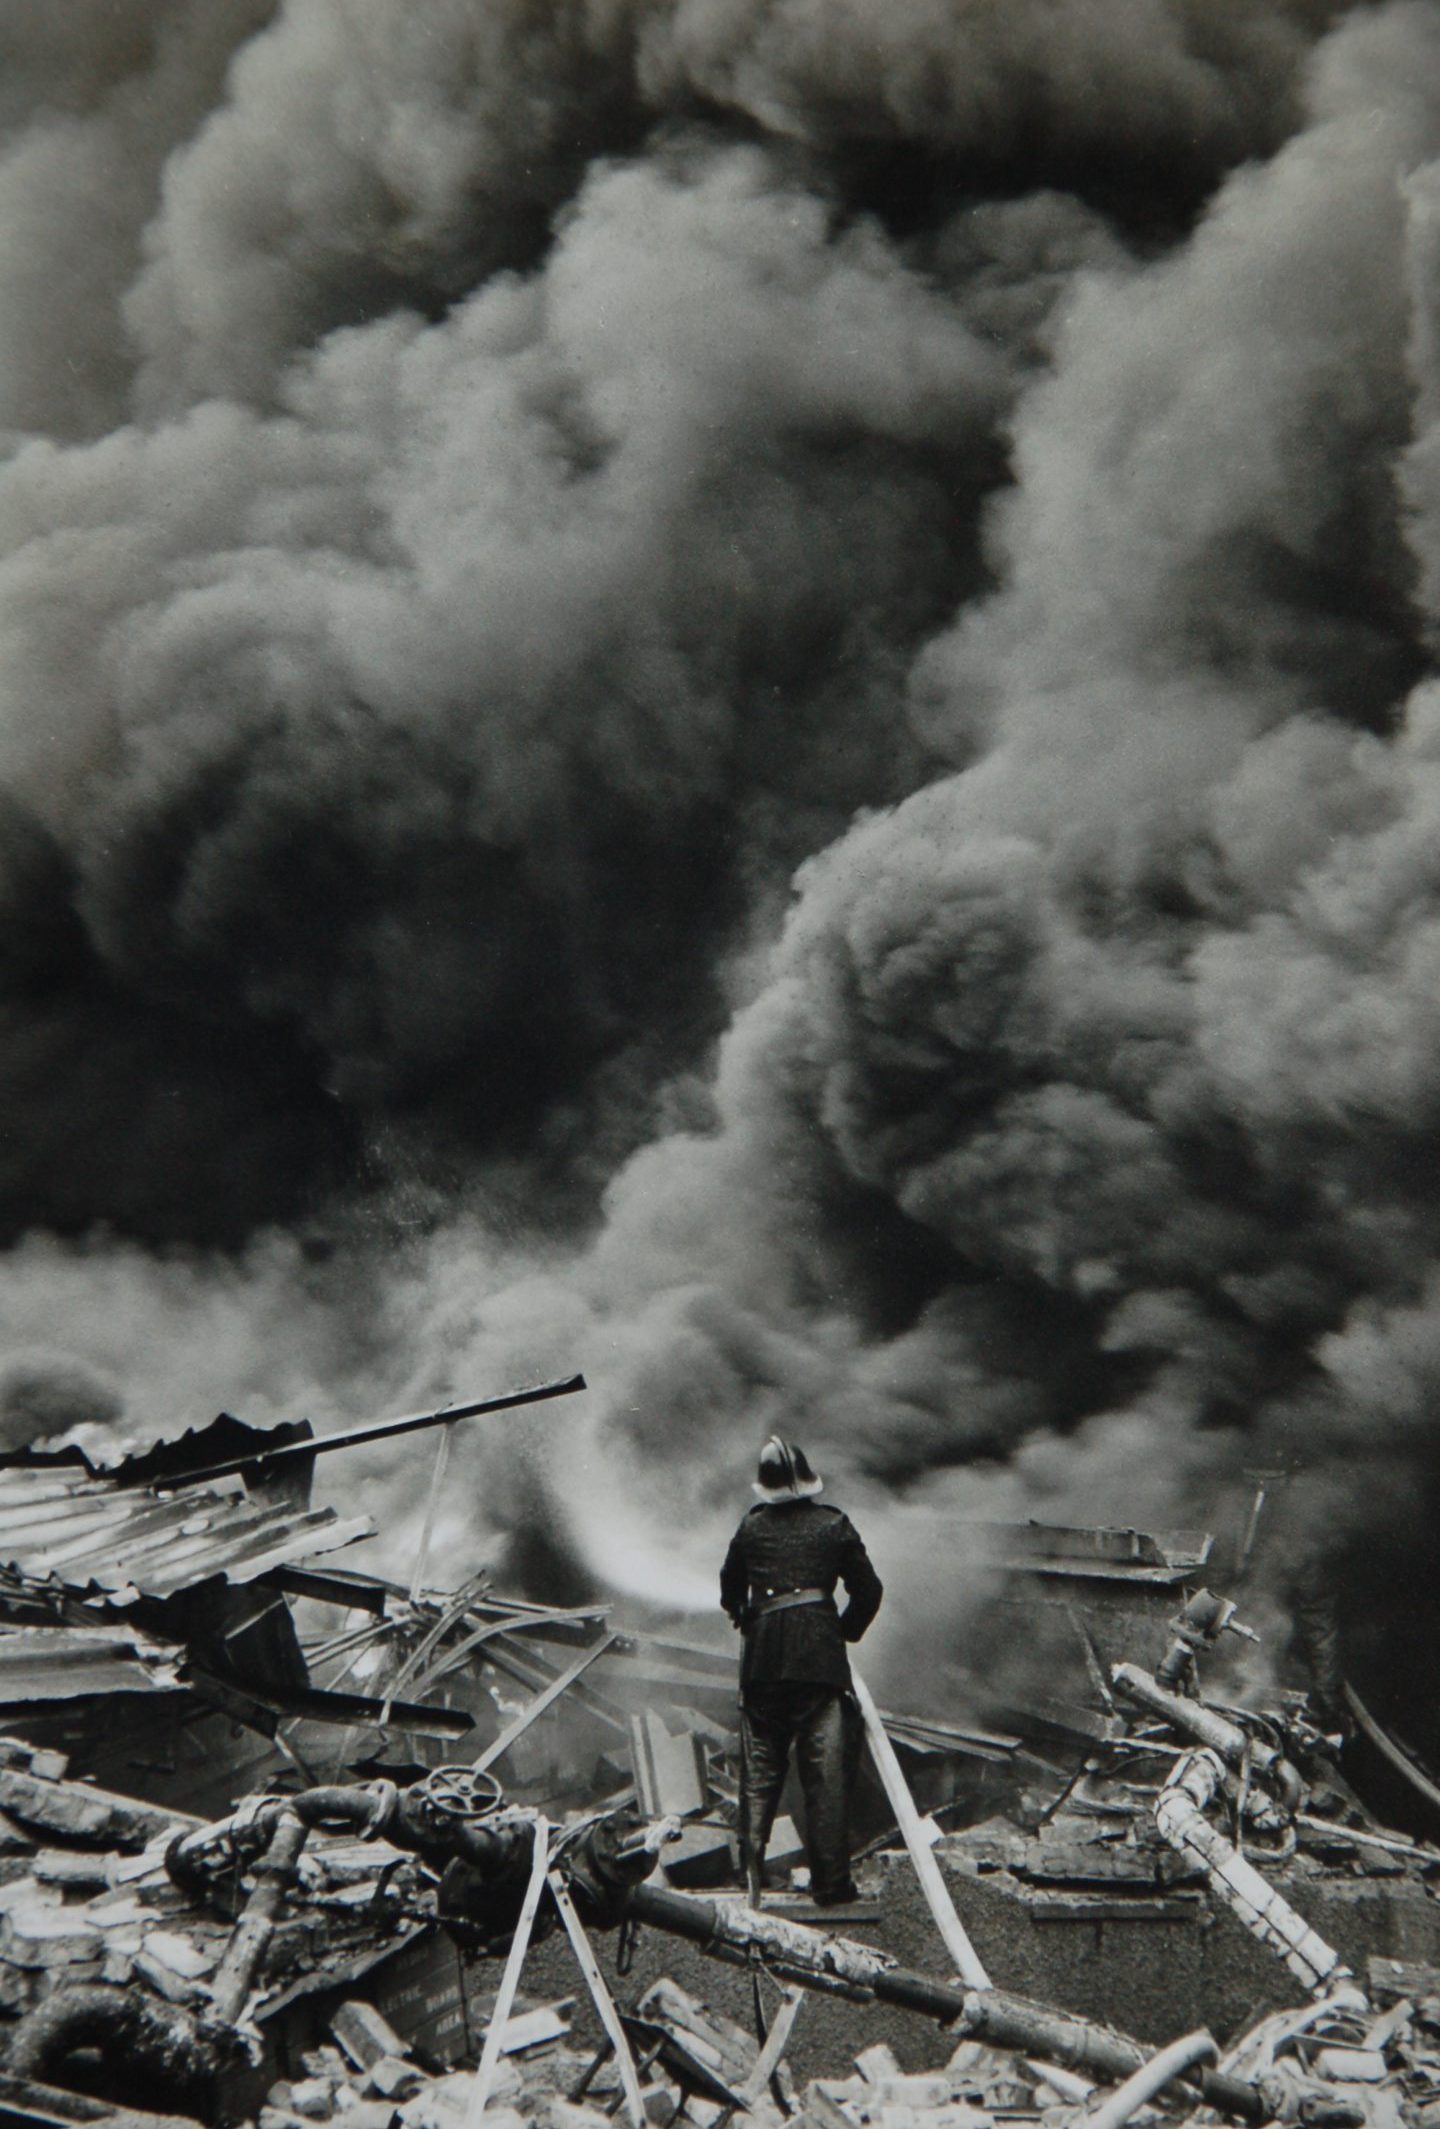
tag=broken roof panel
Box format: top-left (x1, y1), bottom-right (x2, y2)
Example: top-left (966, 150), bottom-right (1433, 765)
top-left (966, 1521), bottom-right (1213, 1583)
top-left (0, 1465), bottom-right (373, 1601)
top-left (0, 1409), bottom-right (314, 1483)
top-left (0, 1624), bottom-right (185, 1701)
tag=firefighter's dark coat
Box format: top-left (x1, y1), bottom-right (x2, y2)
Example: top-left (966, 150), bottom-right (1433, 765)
top-left (719, 1500), bottom-right (883, 1689)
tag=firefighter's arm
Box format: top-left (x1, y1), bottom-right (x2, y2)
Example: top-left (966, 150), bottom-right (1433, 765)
top-left (720, 1529), bottom-right (748, 1630)
top-left (837, 1520), bottom-right (883, 1642)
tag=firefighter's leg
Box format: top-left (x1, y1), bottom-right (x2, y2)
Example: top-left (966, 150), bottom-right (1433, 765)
top-left (794, 1688), bottom-right (859, 1906)
top-left (739, 1689), bottom-right (793, 1906)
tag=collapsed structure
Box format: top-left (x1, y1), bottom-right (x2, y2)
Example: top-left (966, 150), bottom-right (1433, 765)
top-left (0, 1389), bottom-right (1435, 2129)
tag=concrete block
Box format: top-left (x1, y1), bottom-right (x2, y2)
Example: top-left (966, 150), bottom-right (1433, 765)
top-left (0, 1900), bottom-right (102, 1969)
top-left (661, 1824), bottom-right (737, 1890)
top-left (333, 1997), bottom-right (410, 2071)
top-left (630, 1711), bottom-right (706, 1818)
top-left (803, 2083), bottom-right (861, 2129)
top-left (132, 1946), bottom-right (206, 2003)
top-left (143, 1928), bottom-right (215, 1978)
top-left (872, 2076), bottom-right (955, 2106)
top-left (543, 2105), bottom-right (614, 2129)
top-left (494, 2002), bottom-right (570, 2052)
top-left (854, 2046), bottom-right (902, 2086)
top-left (289, 2078), bottom-right (338, 2119)
top-left (366, 2056), bottom-right (426, 2100)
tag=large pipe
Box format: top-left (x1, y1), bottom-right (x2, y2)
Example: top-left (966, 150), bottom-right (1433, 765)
top-left (149, 1374), bottom-right (587, 1490)
top-left (209, 1810), bottom-right (310, 2023)
top-left (1111, 1664), bottom-right (1253, 1763)
top-left (1111, 1664), bottom-right (1303, 1812)
top-left (1152, 1752), bottom-right (1351, 1998)
top-left (623, 1885), bottom-right (1270, 2122)
top-left (5, 1983), bottom-right (219, 2119)
top-left (167, 1779), bottom-right (523, 1898)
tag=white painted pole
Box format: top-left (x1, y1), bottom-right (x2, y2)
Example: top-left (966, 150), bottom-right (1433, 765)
top-left (548, 1871), bottom-right (647, 2128)
top-left (740, 1986), bottom-right (804, 2105)
top-left (849, 1665), bottom-right (992, 1990)
top-left (465, 1815), bottom-right (550, 2126)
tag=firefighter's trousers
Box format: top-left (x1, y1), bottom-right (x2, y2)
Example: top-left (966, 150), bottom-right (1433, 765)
top-left (738, 1682), bottom-right (862, 1905)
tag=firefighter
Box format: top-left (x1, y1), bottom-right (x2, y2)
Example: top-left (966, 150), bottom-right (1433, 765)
top-left (720, 1436), bottom-right (883, 1907)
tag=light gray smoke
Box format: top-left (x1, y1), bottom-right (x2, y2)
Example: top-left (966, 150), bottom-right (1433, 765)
top-left (4, 0), bottom-right (1440, 1712)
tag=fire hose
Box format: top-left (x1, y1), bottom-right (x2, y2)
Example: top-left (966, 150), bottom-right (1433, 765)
top-left (1083, 2029), bottom-right (1218, 2129)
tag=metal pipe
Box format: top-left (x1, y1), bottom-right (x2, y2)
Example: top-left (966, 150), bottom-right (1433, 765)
top-left (151, 1375), bottom-right (587, 1490)
top-left (5, 1983), bottom-right (219, 2113)
top-left (1295, 1814), bottom-right (1440, 1862)
top-left (167, 1786), bottom-right (385, 1895)
top-left (623, 1886), bottom-right (1270, 2121)
top-left (210, 1810), bottom-right (310, 2022)
top-left (1111, 1665), bottom-right (1302, 1809)
top-left (1152, 1752), bottom-right (1351, 1998)
top-left (1111, 1666), bottom-right (1257, 1767)
top-left (1083, 2030), bottom-right (1218, 2129)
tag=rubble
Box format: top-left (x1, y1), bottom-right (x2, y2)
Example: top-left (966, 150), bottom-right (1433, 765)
top-left (0, 1424), bottom-right (1431, 2129)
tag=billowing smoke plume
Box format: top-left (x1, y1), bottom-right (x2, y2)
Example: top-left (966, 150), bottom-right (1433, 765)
top-left (7, 0), bottom-right (1440, 1720)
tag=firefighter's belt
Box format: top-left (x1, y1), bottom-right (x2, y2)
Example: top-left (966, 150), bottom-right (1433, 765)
top-left (750, 1587), bottom-right (830, 1619)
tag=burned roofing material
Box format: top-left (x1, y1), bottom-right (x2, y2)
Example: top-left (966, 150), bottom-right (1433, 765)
top-left (0, 1381), bottom-right (588, 1821)
top-left (0, 1377), bottom-right (588, 1606)
top-left (0, 1626), bottom-right (184, 1705)
top-left (0, 1461), bottom-right (373, 1602)
top-left (0, 1408), bottom-right (373, 1604)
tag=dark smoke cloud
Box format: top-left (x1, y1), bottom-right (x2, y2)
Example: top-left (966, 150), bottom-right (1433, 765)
top-left (6, 0), bottom-right (1440, 1716)
top-left (117, 0), bottom-right (1340, 415)
top-left (0, 0), bottom-right (272, 441)
top-left (0, 1352), bottom-right (121, 1452)
top-left (1, 137), bottom-right (1016, 1238)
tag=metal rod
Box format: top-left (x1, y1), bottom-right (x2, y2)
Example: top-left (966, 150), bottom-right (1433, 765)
top-left (381, 1574), bottom-right (494, 1709)
top-left (1238, 1487), bottom-right (1267, 1579)
top-left (408, 1423), bottom-right (456, 1606)
top-left (420, 1607), bottom-right (613, 1695)
top-left (1345, 1683), bottom-right (1440, 1815)
top-left (1295, 1813), bottom-right (1440, 1861)
top-left (473, 1634), bottom-right (619, 1774)
top-left (148, 1377), bottom-right (587, 1489)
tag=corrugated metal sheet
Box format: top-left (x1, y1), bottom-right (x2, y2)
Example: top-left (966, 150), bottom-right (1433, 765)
top-left (0, 1466), bottom-right (374, 1601)
top-left (0, 1625), bottom-right (185, 1701)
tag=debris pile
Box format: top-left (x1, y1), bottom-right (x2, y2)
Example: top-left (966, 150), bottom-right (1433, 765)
top-left (0, 1408), bottom-right (1434, 2129)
